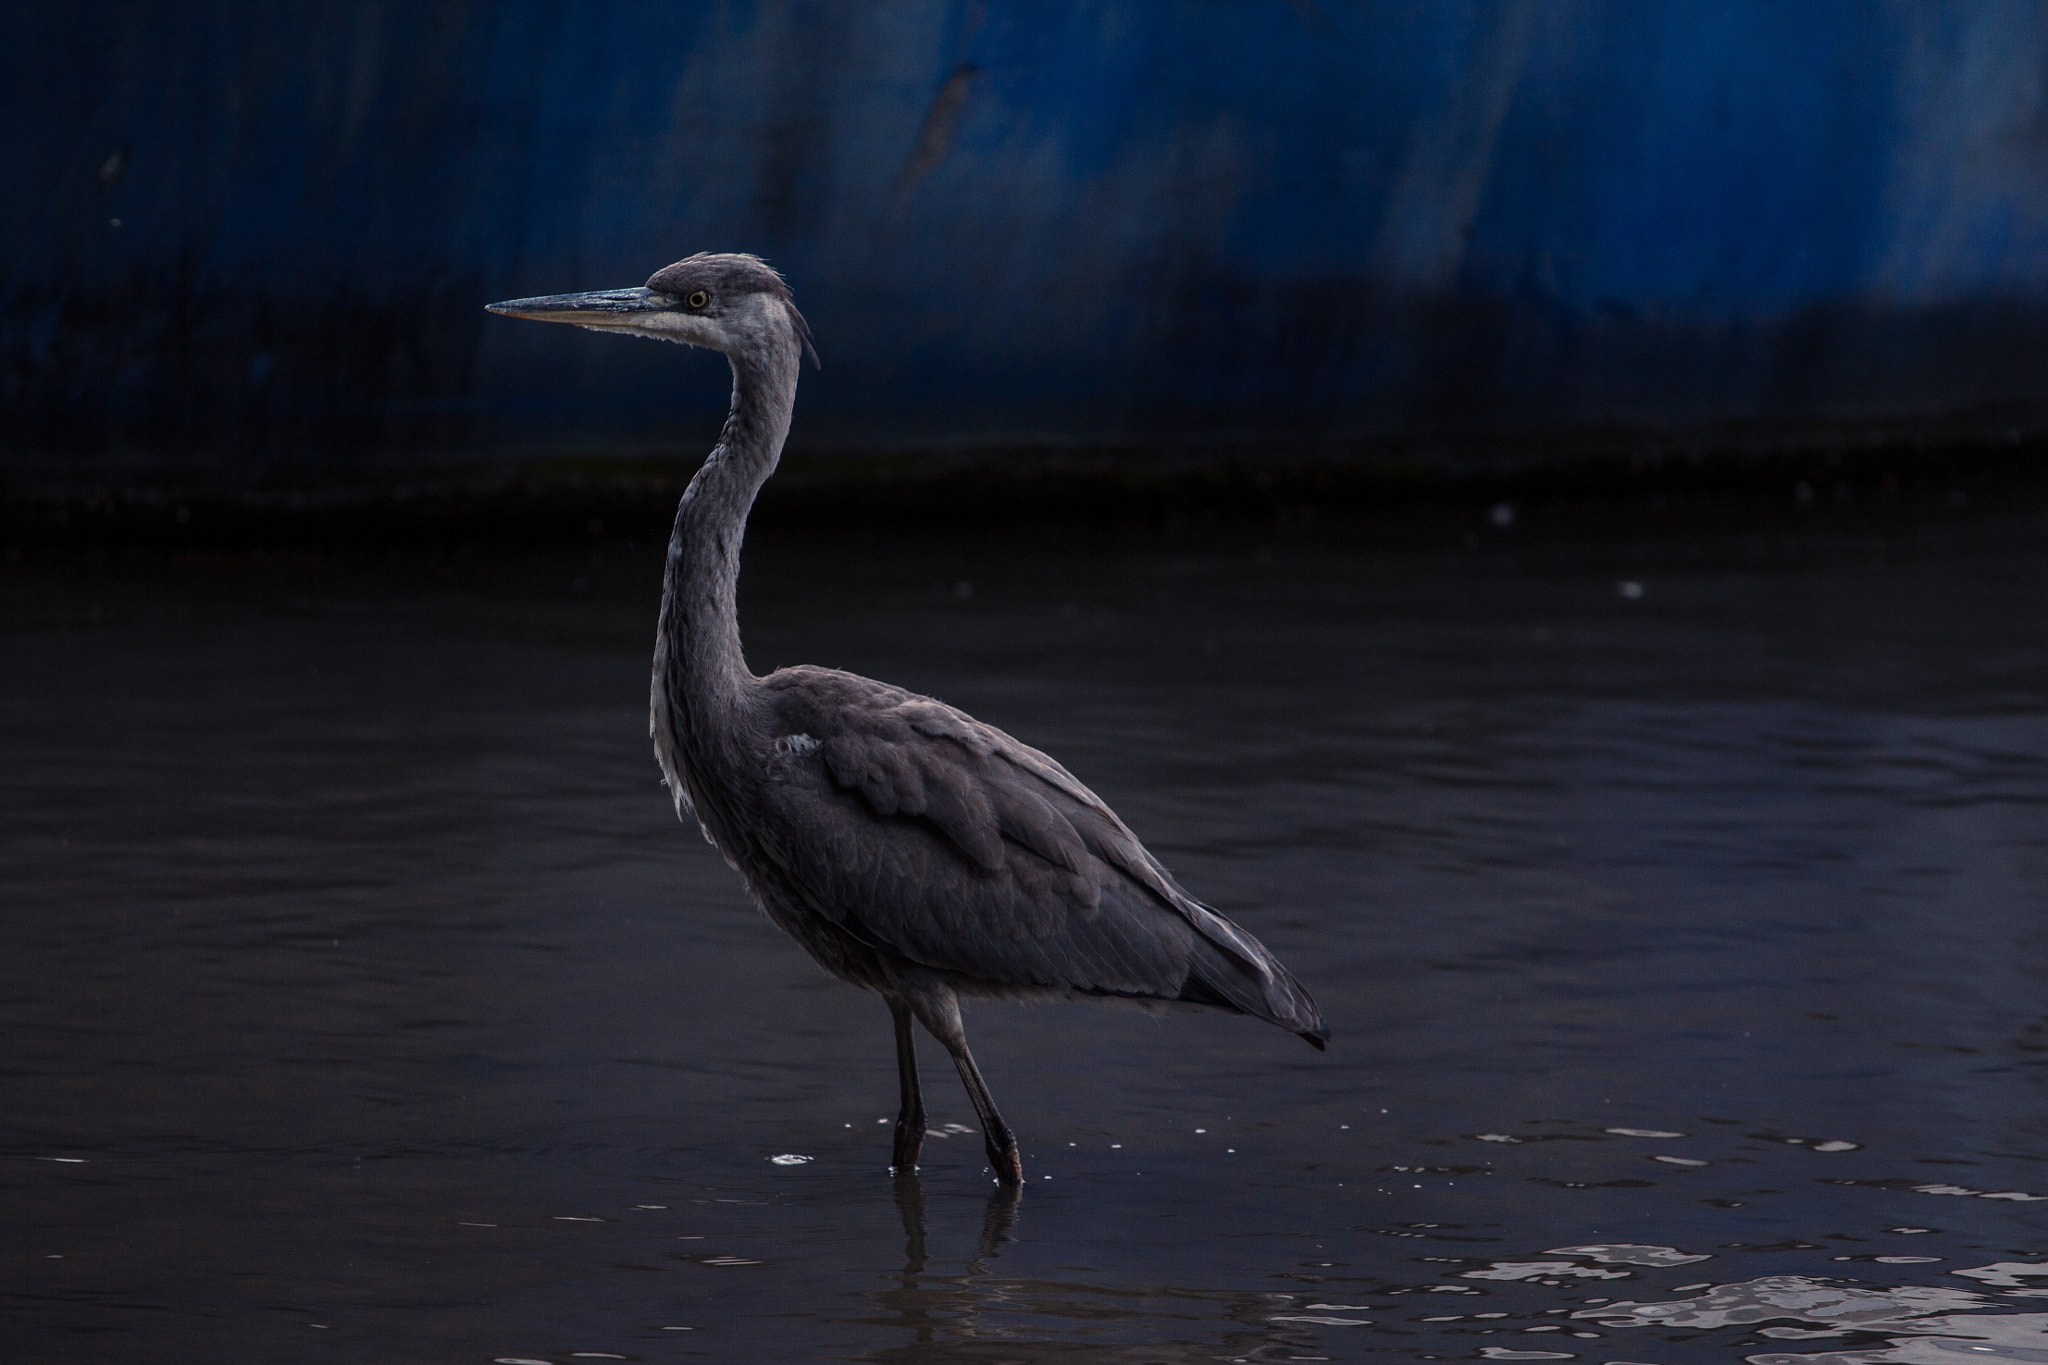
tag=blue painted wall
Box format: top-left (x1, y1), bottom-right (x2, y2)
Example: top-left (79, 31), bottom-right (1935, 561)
top-left (7, 2), bottom-right (2048, 470)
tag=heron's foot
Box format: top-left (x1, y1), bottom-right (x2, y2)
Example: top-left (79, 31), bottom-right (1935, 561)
top-left (892, 1109), bottom-right (926, 1174)
top-left (986, 1128), bottom-right (1023, 1187)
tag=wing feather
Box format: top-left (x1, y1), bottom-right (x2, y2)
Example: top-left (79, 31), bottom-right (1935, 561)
top-left (751, 667), bottom-right (1325, 1040)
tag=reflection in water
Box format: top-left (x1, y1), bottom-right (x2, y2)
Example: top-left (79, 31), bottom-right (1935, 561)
top-left (864, 1175), bottom-right (1021, 1355)
top-left (854, 1228), bottom-right (2048, 1361)
top-left (1581, 1273), bottom-right (2048, 1363)
top-left (889, 1170), bottom-right (1021, 1277)
top-left (1551, 1244), bottom-right (1713, 1267)
top-left (861, 1177), bottom-right (1322, 1362)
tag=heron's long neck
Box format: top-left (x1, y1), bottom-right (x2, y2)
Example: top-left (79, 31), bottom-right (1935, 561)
top-left (656, 340), bottom-right (797, 753)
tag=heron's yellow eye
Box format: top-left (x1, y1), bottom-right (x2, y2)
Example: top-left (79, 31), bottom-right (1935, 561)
top-left (685, 290), bottom-right (709, 310)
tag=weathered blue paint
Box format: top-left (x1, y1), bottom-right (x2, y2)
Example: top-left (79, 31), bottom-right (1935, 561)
top-left (6, 2), bottom-right (2048, 469)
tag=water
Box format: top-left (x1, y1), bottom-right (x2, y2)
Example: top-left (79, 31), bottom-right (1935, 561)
top-left (5, 497), bottom-right (2047, 1362)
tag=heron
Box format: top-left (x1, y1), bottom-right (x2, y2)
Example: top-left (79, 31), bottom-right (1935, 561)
top-left (486, 253), bottom-right (1327, 1186)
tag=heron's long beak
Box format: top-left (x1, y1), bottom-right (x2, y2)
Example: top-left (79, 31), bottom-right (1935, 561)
top-left (485, 286), bottom-right (675, 326)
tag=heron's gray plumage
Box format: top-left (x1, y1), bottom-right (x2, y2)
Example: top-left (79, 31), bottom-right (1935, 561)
top-left (487, 252), bottom-right (1326, 1185)
top-left (754, 669), bottom-right (1324, 1031)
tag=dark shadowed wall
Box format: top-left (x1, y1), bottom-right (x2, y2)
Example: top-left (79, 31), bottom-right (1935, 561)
top-left (7, 1), bottom-right (2048, 473)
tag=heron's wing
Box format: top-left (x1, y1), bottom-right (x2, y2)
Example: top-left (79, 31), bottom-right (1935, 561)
top-left (756, 668), bottom-right (1324, 1039)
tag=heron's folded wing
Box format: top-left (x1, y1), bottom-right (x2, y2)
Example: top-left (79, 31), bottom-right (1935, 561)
top-left (754, 669), bottom-right (1292, 1009)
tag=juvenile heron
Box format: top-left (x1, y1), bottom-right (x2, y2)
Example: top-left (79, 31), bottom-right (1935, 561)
top-left (487, 254), bottom-right (1326, 1185)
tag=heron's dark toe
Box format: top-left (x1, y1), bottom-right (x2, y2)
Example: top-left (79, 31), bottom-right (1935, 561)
top-left (893, 1121), bottom-right (926, 1172)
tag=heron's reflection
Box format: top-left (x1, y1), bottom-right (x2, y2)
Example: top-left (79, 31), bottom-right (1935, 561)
top-left (861, 1172), bottom-right (1022, 1358)
top-left (892, 1169), bottom-right (1019, 1275)
top-left (858, 1177), bottom-right (1283, 1361)
top-left (895, 1170), bottom-right (930, 1273)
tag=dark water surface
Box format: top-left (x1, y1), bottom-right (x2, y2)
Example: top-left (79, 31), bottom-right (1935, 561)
top-left (6, 502), bottom-right (2048, 1363)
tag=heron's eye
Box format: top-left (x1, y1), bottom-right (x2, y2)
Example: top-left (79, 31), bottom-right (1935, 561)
top-left (685, 290), bottom-right (709, 310)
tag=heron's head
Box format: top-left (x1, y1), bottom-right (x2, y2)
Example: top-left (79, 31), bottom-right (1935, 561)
top-left (486, 252), bottom-right (818, 368)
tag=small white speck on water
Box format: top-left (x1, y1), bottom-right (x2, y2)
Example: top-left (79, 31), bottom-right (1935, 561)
top-left (553, 1215), bottom-right (604, 1222)
top-left (1654, 1155), bottom-right (1709, 1167)
top-left (769, 1154), bottom-right (812, 1165)
top-left (1814, 1139), bottom-right (1860, 1152)
top-left (458, 1222), bottom-right (497, 1228)
top-left (1194, 1128), bottom-right (1206, 1133)
top-left (632, 1205), bottom-right (666, 1210)
top-left (1605, 1127), bottom-right (1686, 1138)
top-left (1110, 1143), bottom-right (1121, 1148)
top-left (39, 1157), bottom-right (86, 1163)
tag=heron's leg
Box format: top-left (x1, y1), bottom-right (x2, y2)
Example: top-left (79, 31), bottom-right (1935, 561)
top-left (907, 987), bottom-right (1023, 1186)
top-left (889, 997), bottom-right (927, 1173)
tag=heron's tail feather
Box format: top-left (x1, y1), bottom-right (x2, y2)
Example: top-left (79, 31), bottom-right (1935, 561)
top-left (1178, 933), bottom-right (1329, 1050)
